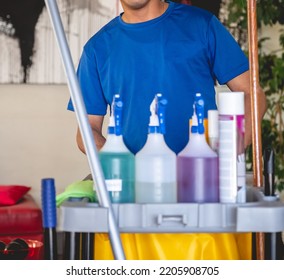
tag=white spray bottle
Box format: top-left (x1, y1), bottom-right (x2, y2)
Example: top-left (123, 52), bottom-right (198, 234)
top-left (135, 93), bottom-right (177, 203)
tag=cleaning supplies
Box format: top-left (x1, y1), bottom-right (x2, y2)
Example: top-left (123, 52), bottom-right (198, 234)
top-left (177, 93), bottom-right (219, 203)
top-left (99, 94), bottom-right (135, 203)
top-left (218, 91), bottom-right (246, 203)
top-left (135, 93), bottom-right (177, 203)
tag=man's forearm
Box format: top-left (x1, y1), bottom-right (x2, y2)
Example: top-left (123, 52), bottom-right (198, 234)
top-left (76, 127), bottom-right (106, 154)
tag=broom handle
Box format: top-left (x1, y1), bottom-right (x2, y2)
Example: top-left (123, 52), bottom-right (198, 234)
top-left (247, 0), bottom-right (265, 260)
top-left (44, 0), bottom-right (125, 260)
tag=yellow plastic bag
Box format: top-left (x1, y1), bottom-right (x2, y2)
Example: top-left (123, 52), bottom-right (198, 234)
top-left (94, 233), bottom-right (251, 260)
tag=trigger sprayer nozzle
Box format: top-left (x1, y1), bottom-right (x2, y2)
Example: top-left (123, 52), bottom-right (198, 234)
top-left (148, 93), bottom-right (168, 134)
top-left (156, 93), bottom-right (167, 134)
top-left (191, 93), bottom-right (205, 134)
top-left (149, 97), bottom-right (159, 127)
top-left (109, 94), bottom-right (123, 136)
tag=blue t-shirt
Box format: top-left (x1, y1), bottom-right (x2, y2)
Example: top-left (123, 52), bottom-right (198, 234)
top-left (68, 1), bottom-right (249, 154)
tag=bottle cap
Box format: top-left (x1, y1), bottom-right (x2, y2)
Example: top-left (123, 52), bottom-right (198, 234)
top-left (217, 92), bottom-right (244, 115)
top-left (208, 110), bottom-right (219, 138)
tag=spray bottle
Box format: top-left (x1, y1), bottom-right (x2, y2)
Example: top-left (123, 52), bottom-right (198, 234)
top-left (99, 94), bottom-right (135, 203)
top-left (177, 93), bottom-right (219, 203)
top-left (135, 93), bottom-right (177, 203)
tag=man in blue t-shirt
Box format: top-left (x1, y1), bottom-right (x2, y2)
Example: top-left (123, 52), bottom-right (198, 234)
top-left (68, 0), bottom-right (266, 155)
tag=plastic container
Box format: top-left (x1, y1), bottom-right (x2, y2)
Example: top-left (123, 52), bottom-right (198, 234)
top-left (99, 95), bottom-right (135, 203)
top-left (218, 91), bottom-right (246, 203)
top-left (135, 94), bottom-right (177, 203)
top-left (177, 93), bottom-right (219, 203)
top-left (208, 110), bottom-right (219, 153)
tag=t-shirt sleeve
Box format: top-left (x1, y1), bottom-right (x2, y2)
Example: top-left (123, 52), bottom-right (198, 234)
top-left (67, 46), bottom-right (107, 115)
top-left (207, 15), bottom-right (249, 85)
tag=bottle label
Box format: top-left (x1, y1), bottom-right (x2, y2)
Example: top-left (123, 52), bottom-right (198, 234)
top-left (105, 179), bottom-right (122, 192)
top-left (219, 114), bottom-right (245, 203)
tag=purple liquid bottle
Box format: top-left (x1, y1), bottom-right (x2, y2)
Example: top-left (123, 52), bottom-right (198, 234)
top-left (177, 93), bottom-right (219, 203)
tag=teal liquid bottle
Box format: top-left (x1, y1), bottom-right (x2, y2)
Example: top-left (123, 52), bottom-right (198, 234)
top-left (99, 95), bottom-right (135, 203)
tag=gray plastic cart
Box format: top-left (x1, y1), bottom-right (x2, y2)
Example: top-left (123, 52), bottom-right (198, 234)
top-left (57, 186), bottom-right (284, 259)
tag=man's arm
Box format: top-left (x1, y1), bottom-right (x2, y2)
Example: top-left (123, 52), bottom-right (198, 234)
top-left (226, 70), bottom-right (267, 148)
top-left (76, 115), bottom-right (106, 154)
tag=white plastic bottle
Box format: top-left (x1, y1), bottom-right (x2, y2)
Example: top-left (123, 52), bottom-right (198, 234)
top-left (218, 91), bottom-right (246, 203)
top-left (135, 94), bottom-right (177, 203)
top-left (208, 110), bottom-right (219, 153)
top-left (99, 94), bottom-right (135, 203)
top-left (177, 93), bottom-right (219, 203)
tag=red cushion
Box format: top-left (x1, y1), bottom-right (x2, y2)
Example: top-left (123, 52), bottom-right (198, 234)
top-left (0, 194), bottom-right (43, 235)
top-left (0, 185), bottom-right (31, 206)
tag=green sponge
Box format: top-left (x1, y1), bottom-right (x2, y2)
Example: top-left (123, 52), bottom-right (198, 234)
top-left (56, 180), bottom-right (98, 207)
